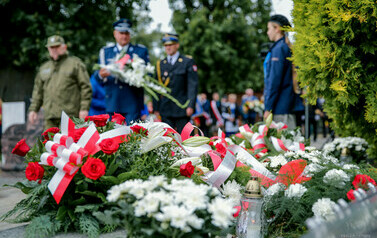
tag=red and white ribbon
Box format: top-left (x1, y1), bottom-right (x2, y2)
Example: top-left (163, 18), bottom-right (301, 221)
top-left (228, 145), bottom-right (276, 187)
top-left (251, 133), bottom-right (267, 157)
top-left (270, 137), bottom-right (305, 152)
top-left (41, 111), bottom-right (131, 204)
top-left (204, 151), bottom-right (237, 188)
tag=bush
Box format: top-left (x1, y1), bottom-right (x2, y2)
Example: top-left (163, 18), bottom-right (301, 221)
top-left (292, 0), bottom-right (377, 159)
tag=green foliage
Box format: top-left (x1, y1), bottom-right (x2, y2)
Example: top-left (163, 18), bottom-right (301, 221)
top-left (0, 0), bottom-right (162, 72)
top-left (292, 0), bottom-right (377, 159)
top-left (25, 215), bottom-right (62, 238)
top-left (78, 214), bottom-right (100, 238)
top-left (168, 0), bottom-right (272, 93)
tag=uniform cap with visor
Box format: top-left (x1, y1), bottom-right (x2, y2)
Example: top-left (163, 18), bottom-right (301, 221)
top-left (269, 14), bottom-right (291, 27)
top-left (113, 18), bottom-right (133, 33)
top-left (162, 33), bottom-right (179, 45)
top-left (45, 35), bottom-right (65, 47)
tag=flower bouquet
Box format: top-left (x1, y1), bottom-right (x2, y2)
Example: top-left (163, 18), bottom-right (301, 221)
top-left (242, 100), bottom-right (265, 115)
top-left (2, 112), bottom-right (186, 238)
top-left (94, 175), bottom-right (236, 238)
top-left (93, 53), bottom-right (189, 108)
top-left (323, 137), bottom-right (369, 163)
top-left (262, 148), bottom-right (377, 237)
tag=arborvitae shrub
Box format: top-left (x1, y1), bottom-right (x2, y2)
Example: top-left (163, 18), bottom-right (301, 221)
top-left (292, 0), bottom-right (377, 159)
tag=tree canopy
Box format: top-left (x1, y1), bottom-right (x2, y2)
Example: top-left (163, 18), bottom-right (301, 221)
top-left (0, 0), bottom-right (157, 72)
top-left (168, 0), bottom-right (272, 94)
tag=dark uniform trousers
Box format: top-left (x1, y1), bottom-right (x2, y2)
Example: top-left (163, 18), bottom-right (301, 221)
top-left (155, 53), bottom-right (198, 134)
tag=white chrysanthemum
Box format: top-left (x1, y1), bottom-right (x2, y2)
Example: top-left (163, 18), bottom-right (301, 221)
top-left (208, 197), bottom-right (236, 228)
top-left (343, 164), bottom-right (360, 170)
top-left (323, 169), bottom-right (350, 188)
top-left (156, 205), bottom-right (194, 231)
top-left (269, 155), bottom-right (288, 168)
top-left (107, 185), bottom-right (122, 202)
top-left (312, 198), bottom-right (336, 221)
top-left (221, 180), bottom-right (242, 205)
top-left (264, 183), bottom-right (285, 197)
top-left (284, 184), bottom-right (307, 198)
top-left (302, 163), bottom-right (325, 176)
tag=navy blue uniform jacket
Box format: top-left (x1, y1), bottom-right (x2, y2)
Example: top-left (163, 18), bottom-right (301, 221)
top-left (264, 36), bottom-right (295, 114)
top-left (155, 54), bottom-right (198, 117)
top-left (93, 43), bottom-right (149, 115)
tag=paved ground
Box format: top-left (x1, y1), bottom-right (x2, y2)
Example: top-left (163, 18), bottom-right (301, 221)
top-left (0, 134), bottom-right (330, 237)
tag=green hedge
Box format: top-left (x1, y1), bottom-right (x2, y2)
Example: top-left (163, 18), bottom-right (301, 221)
top-left (292, 0), bottom-right (377, 159)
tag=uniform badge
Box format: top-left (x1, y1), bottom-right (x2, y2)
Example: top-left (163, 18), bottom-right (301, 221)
top-left (163, 60), bottom-right (167, 64)
top-left (164, 71), bottom-right (168, 76)
top-left (193, 65), bottom-right (198, 72)
top-left (178, 58), bottom-right (183, 62)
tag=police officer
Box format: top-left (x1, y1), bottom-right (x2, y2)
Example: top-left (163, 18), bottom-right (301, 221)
top-left (154, 33), bottom-right (198, 133)
top-left (28, 35), bottom-right (92, 129)
top-left (263, 14), bottom-right (296, 129)
top-left (93, 18), bottom-right (149, 124)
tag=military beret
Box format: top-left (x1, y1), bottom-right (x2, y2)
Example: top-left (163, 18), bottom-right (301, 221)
top-left (113, 18), bottom-right (133, 33)
top-left (45, 35), bottom-right (65, 47)
top-left (162, 33), bottom-right (179, 45)
top-left (269, 14), bottom-right (291, 27)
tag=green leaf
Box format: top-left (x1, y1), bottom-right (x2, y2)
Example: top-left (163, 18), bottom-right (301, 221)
top-left (100, 175), bottom-right (119, 185)
top-left (25, 215), bottom-right (61, 238)
top-left (117, 171), bottom-right (138, 182)
top-left (78, 214), bottom-right (100, 238)
top-left (56, 206), bottom-right (67, 221)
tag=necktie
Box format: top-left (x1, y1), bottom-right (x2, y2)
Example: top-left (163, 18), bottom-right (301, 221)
top-left (168, 57), bottom-right (172, 64)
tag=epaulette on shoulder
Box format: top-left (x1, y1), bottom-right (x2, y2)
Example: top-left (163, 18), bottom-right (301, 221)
top-left (136, 43), bottom-right (146, 48)
top-left (102, 43), bottom-right (115, 49)
top-left (184, 55), bottom-right (193, 59)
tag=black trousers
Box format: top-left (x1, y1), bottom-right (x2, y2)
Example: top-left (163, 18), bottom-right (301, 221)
top-left (161, 116), bottom-right (190, 134)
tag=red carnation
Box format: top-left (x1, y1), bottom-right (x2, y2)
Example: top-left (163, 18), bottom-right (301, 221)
top-left (73, 127), bottom-right (87, 142)
top-left (41, 127), bottom-right (60, 140)
top-left (180, 161), bottom-right (195, 178)
top-left (347, 189), bottom-right (356, 201)
top-left (215, 143), bottom-right (227, 158)
top-left (111, 113), bottom-right (125, 125)
top-left (25, 162), bottom-right (44, 184)
top-left (85, 114), bottom-right (110, 127)
top-left (99, 138), bottom-right (120, 155)
top-left (12, 139), bottom-right (30, 157)
top-left (81, 157), bottom-right (106, 180)
top-left (352, 174), bottom-right (377, 190)
top-left (131, 125), bottom-right (148, 135)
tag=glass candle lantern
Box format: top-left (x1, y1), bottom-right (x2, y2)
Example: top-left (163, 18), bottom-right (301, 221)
top-left (236, 176), bottom-right (264, 238)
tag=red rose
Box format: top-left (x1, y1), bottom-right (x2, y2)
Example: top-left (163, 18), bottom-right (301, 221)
top-left (81, 157), bottom-right (106, 180)
top-left (85, 114), bottom-right (110, 127)
top-left (12, 139), bottom-right (30, 157)
top-left (131, 125), bottom-right (148, 135)
top-left (180, 161), bottom-right (195, 178)
top-left (347, 189), bottom-right (356, 201)
top-left (215, 143), bottom-right (227, 158)
top-left (111, 113), bottom-right (125, 125)
top-left (99, 138), bottom-right (120, 155)
top-left (352, 174), bottom-right (377, 189)
top-left (41, 127), bottom-right (60, 140)
top-left (73, 127), bottom-right (88, 142)
top-left (25, 162), bottom-right (44, 183)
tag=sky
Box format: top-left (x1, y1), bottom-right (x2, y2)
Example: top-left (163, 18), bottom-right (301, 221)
top-left (148, 0), bottom-right (294, 33)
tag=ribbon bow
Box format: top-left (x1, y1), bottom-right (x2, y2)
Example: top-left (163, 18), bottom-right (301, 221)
top-left (40, 112), bottom-right (100, 204)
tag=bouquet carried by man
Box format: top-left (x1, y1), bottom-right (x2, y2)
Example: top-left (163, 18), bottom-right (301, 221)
top-left (94, 52), bottom-right (189, 109)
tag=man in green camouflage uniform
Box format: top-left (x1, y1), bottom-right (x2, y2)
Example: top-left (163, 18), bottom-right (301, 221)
top-left (28, 35), bottom-right (92, 129)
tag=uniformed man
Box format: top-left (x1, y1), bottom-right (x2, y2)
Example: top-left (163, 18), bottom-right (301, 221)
top-left (154, 33), bottom-right (198, 133)
top-left (28, 35), bottom-right (92, 129)
top-left (93, 18), bottom-right (149, 124)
